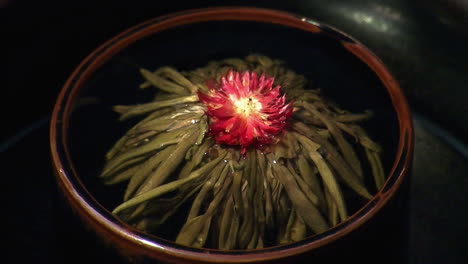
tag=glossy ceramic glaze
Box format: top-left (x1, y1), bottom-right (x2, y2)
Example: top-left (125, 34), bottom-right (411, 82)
top-left (50, 7), bottom-right (413, 264)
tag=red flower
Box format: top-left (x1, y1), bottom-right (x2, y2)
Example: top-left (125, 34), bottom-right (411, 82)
top-left (198, 70), bottom-right (293, 154)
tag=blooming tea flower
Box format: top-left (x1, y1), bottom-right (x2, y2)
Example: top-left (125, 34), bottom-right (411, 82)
top-left (198, 70), bottom-right (293, 154)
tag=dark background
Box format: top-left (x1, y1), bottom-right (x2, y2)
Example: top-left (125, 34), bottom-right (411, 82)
top-left (2, 0), bottom-right (468, 263)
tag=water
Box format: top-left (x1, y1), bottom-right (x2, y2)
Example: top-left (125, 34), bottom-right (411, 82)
top-left (66, 20), bottom-right (399, 249)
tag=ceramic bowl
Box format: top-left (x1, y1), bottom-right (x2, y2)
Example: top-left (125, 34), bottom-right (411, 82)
top-left (50, 7), bottom-right (413, 264)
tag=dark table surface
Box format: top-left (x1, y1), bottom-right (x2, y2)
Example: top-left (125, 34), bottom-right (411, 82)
top-left (3, 1), bottom-right (467, 263)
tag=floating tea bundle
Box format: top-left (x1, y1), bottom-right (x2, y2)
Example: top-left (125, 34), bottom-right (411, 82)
top-left (100, 55), bottom-right (384, 249)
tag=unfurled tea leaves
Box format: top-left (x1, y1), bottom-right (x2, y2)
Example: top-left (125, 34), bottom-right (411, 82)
top-left (101, 55), bottom-right (385, 250)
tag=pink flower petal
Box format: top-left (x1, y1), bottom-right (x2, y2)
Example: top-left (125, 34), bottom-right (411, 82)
top-left (198, 70), bottom-right (293, 154)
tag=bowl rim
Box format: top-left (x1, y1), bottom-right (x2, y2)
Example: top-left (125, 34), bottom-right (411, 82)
top-left (50, 6), bottom-right (414, 263)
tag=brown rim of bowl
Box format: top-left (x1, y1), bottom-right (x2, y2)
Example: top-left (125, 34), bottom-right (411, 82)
top-left (50, 6), bottom-right (414, 264)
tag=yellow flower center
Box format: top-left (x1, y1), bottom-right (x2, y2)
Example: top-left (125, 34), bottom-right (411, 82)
top-left (233, 96), bottom-right (262, 117)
